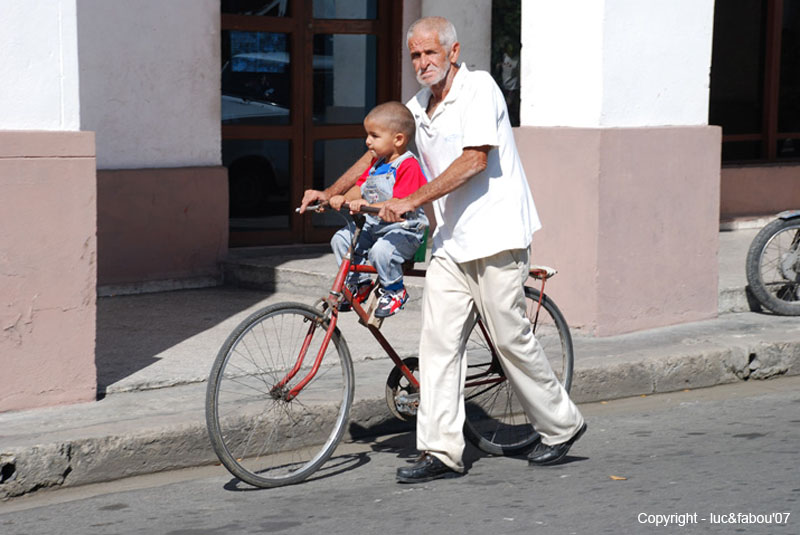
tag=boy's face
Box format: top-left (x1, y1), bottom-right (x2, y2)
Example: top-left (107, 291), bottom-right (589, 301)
top-left (364, 117), bottom-right (402, 160)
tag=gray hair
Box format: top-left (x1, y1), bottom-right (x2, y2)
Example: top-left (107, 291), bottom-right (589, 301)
top-left (406, 16), bottom-right (458, 52)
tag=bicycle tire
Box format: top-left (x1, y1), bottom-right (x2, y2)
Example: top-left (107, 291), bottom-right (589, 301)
top-left (463, 286), bottom-right (574, 455)
top-left (746, 218), bottom-right (800, 316)
top-left (205, 302), bottom-right (354, 488)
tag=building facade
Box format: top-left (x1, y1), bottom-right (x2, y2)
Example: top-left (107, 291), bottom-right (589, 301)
top-left (1, 0), bottom-right (797, 411)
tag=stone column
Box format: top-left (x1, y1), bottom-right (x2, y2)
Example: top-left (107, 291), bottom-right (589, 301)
top-left (517, 0), bottom-right (721, 335)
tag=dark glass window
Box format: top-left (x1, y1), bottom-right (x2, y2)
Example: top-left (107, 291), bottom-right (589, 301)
top-left (710, 0), bottom-right (800, 162)
top-left (491, 0), bottom-right (521, 127)
top-left (222, 0), bottom-right (290, 16)
top-left (778, 2), bottom-right (800, 134)
top-left (222, 31), bottom-right (291, 126)
top-left (709, 1), bottom-right (766, 137)
top-left (312, 138), bottom-right (364, 228)
top-left (312, 0), bottom-right (377, 19)
top-left (223, 139), bottom-right (291, 229)
top-left (312, 34), bottom-right (377, 124)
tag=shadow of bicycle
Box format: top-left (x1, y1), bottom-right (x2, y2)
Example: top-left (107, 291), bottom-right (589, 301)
top-left (222, 451), bottom-right (372, 492)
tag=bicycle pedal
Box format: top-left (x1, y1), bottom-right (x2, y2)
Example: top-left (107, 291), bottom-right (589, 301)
top-left (359, 286), bottom-right (384, 329)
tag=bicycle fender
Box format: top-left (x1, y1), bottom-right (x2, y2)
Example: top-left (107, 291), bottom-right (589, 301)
top-left (777, 209), bottom-right (800, 220)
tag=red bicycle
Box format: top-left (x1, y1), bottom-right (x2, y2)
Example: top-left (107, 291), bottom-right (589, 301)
top-left (205, 204), bottom-right (574, 488)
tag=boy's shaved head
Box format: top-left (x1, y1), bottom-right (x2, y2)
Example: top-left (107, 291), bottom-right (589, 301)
top-left (365, 101), bottom-right (416, 140)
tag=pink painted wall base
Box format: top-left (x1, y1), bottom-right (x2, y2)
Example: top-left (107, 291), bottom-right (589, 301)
top-left (96, 167), bottom-right (228, 288)
top-left (0, 131), bottom-right (98, 412)
top-left (516, 126), bottom-right (722, 336)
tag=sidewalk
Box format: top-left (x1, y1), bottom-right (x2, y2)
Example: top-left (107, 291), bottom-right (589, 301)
top-left (2, 227), bottom-right (800, 500)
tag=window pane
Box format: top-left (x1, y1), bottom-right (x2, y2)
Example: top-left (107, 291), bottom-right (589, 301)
top-left (779, 0), bottom-right (800, 132)
top-left (312, 0), bottom-right (377, 19)
top-left (313, 34), bottom-right (377, 124)
top-left (223, 139), bottom-right (291, 230)
top-left (222, 0), bottom-right (290, 16)
top-left (777, 137), bottom-right (800, 159)
top-left (709, 1), bottom-right (766, 135)
top-left (721, 140), bottom-right (762, 162)
top-left (312, 138), bottom-right (365, 228)
top-left (222, 31), bottom-right (290, 126)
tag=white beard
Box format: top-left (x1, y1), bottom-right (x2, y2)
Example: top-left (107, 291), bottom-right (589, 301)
top-left (416, 60), bottom-right (451, 87)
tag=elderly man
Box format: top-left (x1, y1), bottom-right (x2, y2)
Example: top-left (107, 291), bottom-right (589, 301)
top-left (301, 16), bottom-right (586, 484)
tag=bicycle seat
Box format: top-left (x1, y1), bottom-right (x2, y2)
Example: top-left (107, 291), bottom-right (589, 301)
top-left (529, 265), bottom-right (557, 279)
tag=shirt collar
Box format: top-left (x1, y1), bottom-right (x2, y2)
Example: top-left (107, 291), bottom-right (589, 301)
top-left (411, 63), bottom-right (468, 123)
top-left (442, 63), bottom-right (468, 106)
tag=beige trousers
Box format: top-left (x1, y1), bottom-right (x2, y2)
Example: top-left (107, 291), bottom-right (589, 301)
top-left (417, 248), bottom-right (584, 472)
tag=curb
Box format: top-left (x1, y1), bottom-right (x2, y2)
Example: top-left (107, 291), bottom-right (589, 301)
top-left (3, 336), bottom-right (799, 500)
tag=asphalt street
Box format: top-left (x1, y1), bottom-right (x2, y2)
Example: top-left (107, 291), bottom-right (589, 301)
top-left (2, 376), bottom-right (798, 534)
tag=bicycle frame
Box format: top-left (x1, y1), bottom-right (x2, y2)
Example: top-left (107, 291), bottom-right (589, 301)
top-left (278, 205), bottom-right (553, 402)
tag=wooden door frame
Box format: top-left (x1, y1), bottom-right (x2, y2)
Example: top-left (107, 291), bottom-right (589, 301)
top-left (222, 0), bottom-right (402, 247)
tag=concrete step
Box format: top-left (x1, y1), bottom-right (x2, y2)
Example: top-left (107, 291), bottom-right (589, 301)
top-left (221, 245), bottom-right (428, 310)
top-left (222, 245), bottom-right (753, 315)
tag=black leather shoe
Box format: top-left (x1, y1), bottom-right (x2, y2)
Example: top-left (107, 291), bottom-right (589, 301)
top-left (396, 453), bottom-right (461, 483)
top-left (527, 423), bottom-right (587, 466)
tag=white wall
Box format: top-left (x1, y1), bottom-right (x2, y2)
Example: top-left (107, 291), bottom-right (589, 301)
top-left (401, 0), bottom-right (423, 103)
top-left (601, 0), bottom-right (715, 126)
top-left (0, 1), bottom-right (81, 131)
top-left (522, 1), bottom-right (605, 127)
top-left (521, 0), bottom-right (715, 128)
top-left (77, 0), bottom-right (221, 169)
top-left (420, 0), bottom-right (492, 72)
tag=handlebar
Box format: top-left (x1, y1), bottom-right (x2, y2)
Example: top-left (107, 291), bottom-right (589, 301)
top-left (296, 202), bottom-right (412, 220)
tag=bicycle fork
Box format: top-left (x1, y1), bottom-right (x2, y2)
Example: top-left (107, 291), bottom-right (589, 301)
top-left (270, 312), bottom-right (339, 402)
top-left (271, 223), bottom-right (364, 402)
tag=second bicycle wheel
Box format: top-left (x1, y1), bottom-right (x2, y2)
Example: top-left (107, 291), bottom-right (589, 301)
top-left (205, 302), bottom-right (354, 488)
top-left (463, 286), bottom-right (574, 455)
top-left (745, 217), bottom-right (800, 315)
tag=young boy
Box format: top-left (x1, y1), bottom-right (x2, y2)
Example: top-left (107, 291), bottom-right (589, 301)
top-left (328, 101), bottom-right (429, 318)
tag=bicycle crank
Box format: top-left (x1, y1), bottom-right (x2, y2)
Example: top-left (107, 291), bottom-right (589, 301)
top-left (385, 357), bottom-right (419, 421)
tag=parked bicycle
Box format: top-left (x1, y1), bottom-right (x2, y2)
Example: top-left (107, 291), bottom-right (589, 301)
top-left (745, 210), bottom-right (800, 315)
top-left (205, 203), bottom-right (574, 488)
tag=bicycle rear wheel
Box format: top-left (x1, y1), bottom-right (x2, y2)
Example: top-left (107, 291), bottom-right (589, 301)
top-left (205, 302), bottom-right (354, 488)
top-left (463, 286), bottom-right (574, 455)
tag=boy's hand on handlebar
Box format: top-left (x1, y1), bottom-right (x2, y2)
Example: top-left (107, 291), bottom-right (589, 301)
top-left (299, 189), bottom-right (329, 213)
top-left (328, 195), bottom-right (347, 211)
top-left (379, 198), bottom-right (414, 222)
top-left (347, 199), bottom-right (368, 213)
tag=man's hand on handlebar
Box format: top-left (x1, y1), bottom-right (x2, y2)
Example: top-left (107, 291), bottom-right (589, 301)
top-left (379, 198), bottom-right (415, 223)
top-left (299, 189), bottom-right (329, 213)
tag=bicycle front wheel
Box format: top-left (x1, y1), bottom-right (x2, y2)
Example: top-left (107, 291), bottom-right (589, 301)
top-left (205, 302), bottom-right (354, 488)
top-left (463, 286), bottom-right (574, 455)
top-left (746, 218), bottom-right (800, 315)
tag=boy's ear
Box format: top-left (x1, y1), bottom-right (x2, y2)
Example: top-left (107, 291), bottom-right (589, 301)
top-left (394, 132), bottom-right (406, 147)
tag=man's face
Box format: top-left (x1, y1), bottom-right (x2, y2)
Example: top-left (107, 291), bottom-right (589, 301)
top-left (408, 29), bottom-right (453, 87)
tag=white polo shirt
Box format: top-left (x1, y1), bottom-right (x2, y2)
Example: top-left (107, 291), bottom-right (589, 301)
top-left (406, 64), bottom-right (541, 263)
